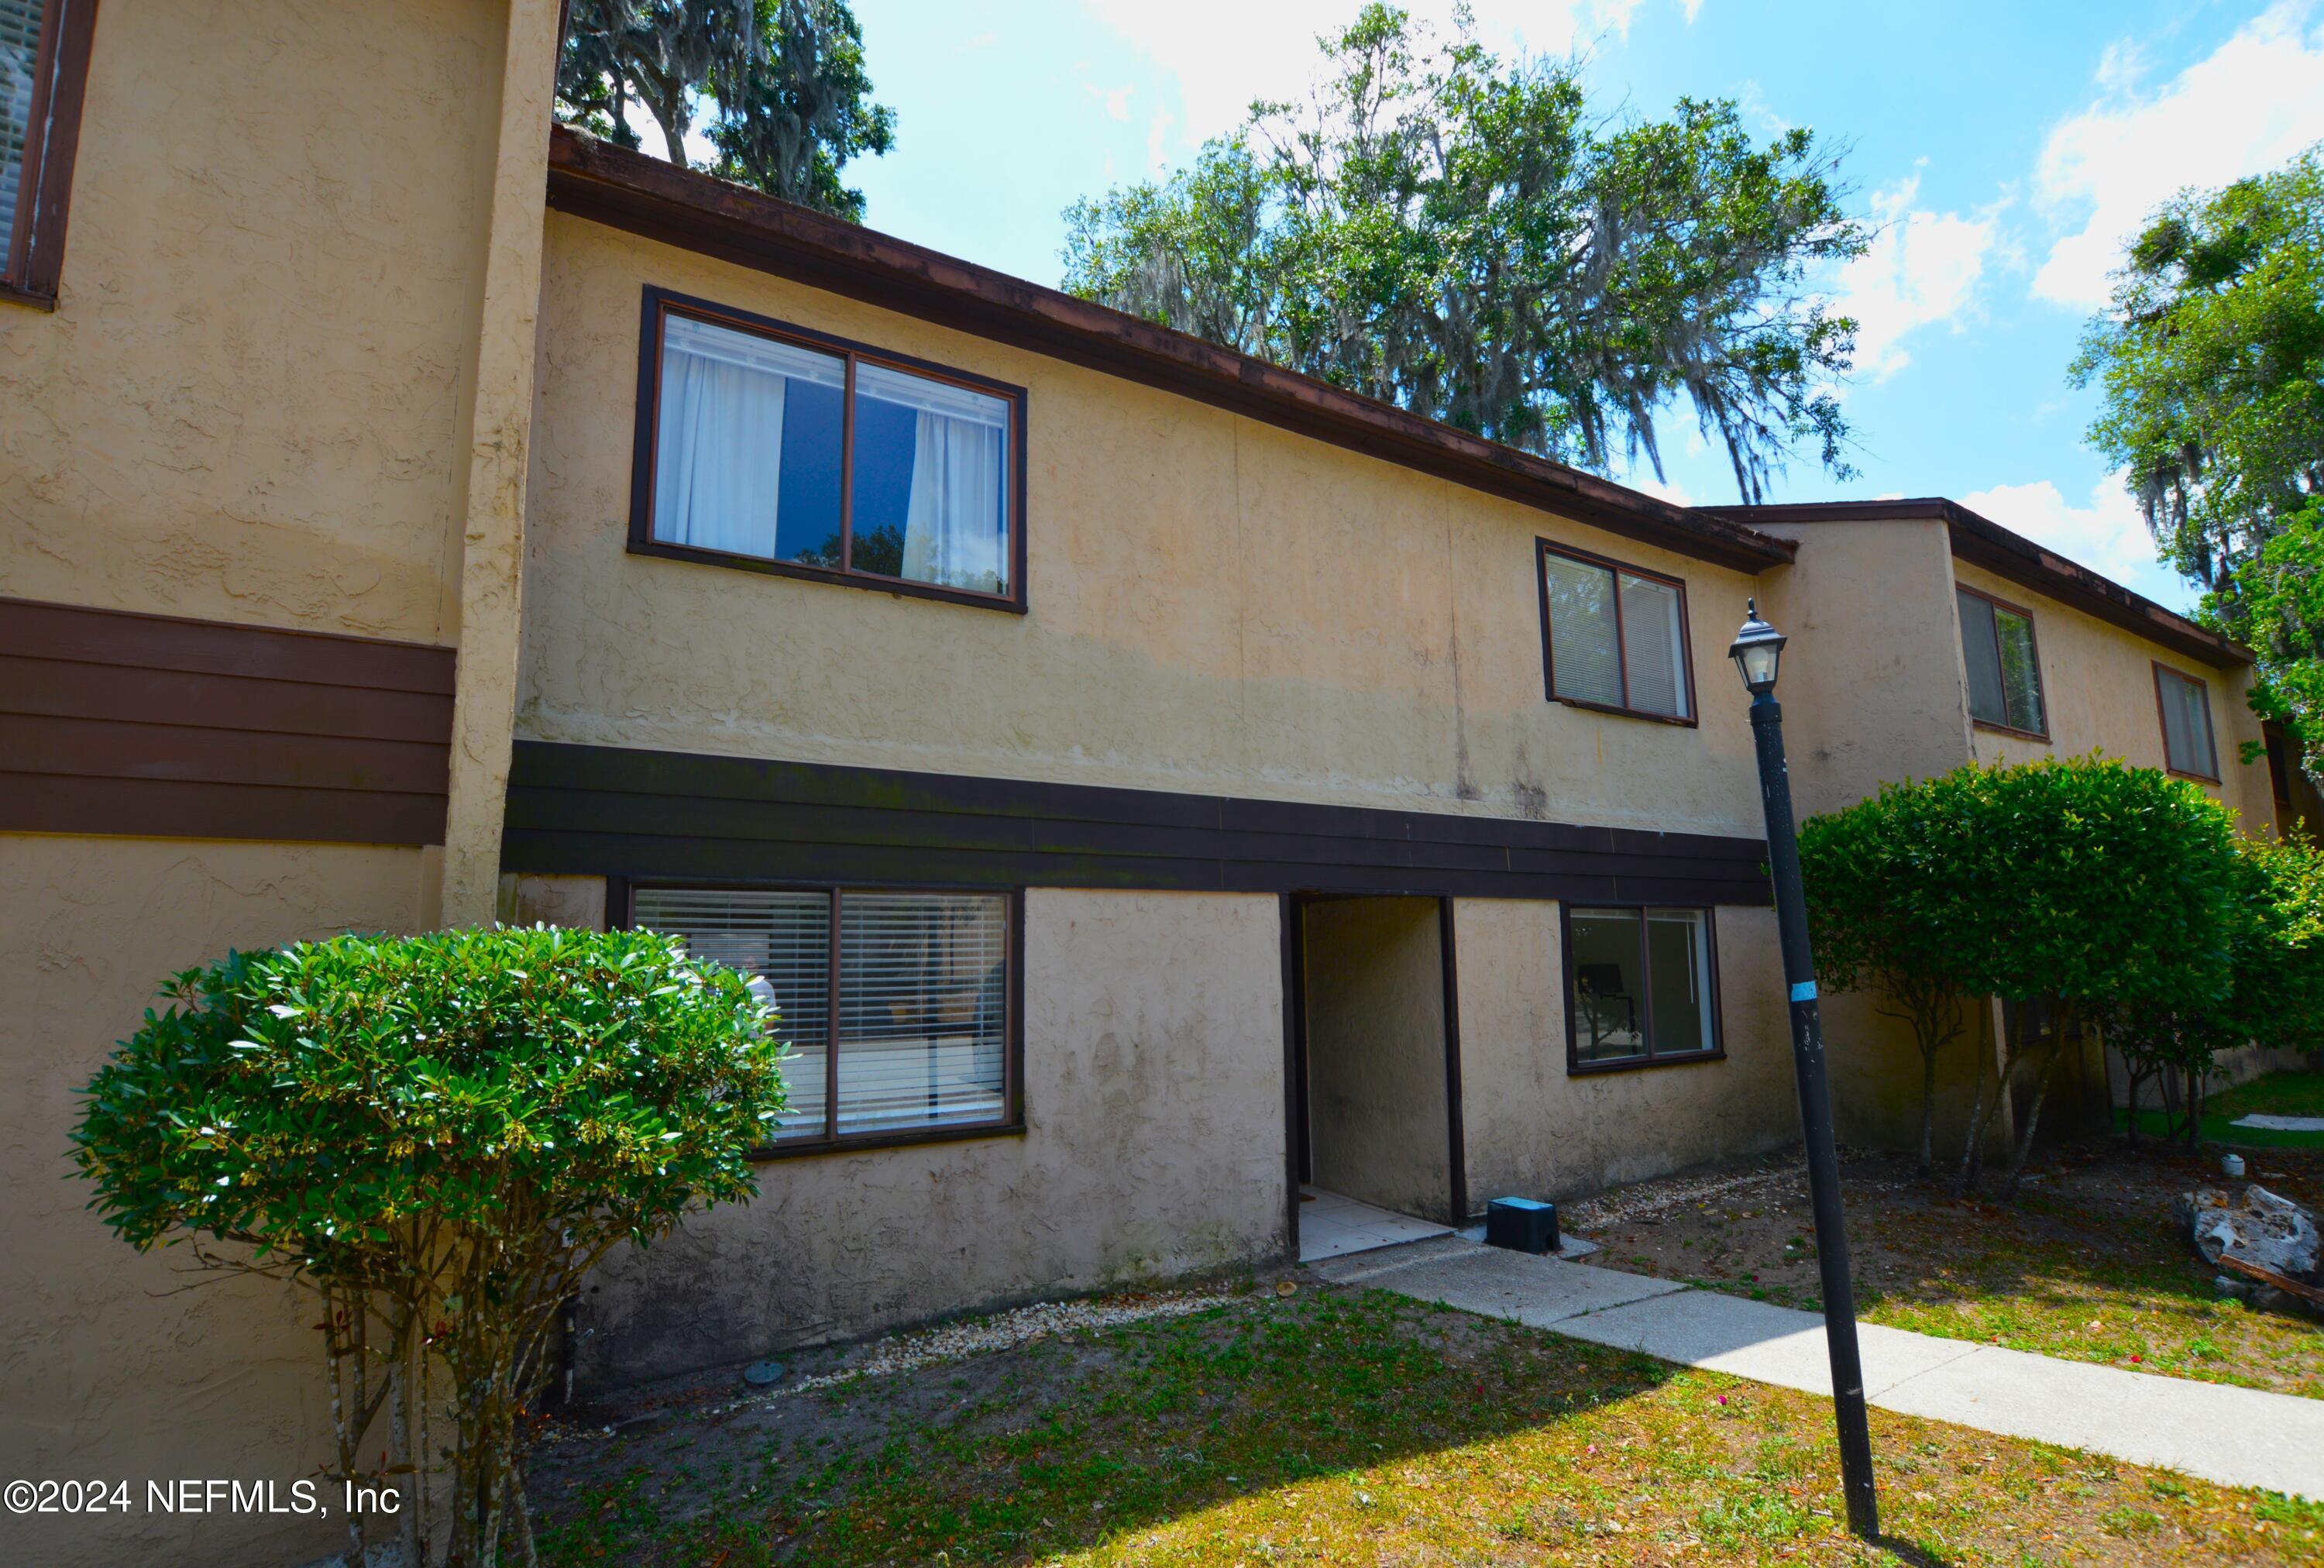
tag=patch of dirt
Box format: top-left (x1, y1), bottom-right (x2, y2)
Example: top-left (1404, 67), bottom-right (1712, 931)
top-left (1568, 1140), bottom-right (2324, 1398)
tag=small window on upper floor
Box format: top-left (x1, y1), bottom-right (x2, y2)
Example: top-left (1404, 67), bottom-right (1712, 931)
top-left (1, 0), bottom-right (95, 309)
top-left (2153, 663), bottom-right (2219, 782)
top-left (1537, 542), bottom-right (1695, 723)
top-left (1957, 586), bottom-right (2047, 738)
top-left (632, 289), bottom-right (1026, 610)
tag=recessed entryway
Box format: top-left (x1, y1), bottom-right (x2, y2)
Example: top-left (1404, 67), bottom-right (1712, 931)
top-left (1287, 893), bottom-right (1467, 1258)
top-left (1296, 1185), bottom-right (1453, 1261)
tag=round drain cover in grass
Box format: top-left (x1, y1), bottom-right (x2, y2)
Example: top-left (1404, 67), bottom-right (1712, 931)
top-left (743, 1360), bottom-right (786, 1387)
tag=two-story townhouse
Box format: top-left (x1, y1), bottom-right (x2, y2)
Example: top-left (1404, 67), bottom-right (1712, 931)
top-left (0, 6), bottom-right (2301, 1564)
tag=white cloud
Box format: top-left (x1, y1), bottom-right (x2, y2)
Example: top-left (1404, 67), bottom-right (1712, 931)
top-left (1081, 0), bottom-right (1673, 146)
top-left (1085, 83), bottom-right (1135, 122)
top-left (2031, 1), bottom-right (2324, 309)
top-left (1831, 170), bottom-right (2002, 383)
top-left (1959, 476), bottom-right (2192, 608)
top-left (1618, 470), bottom-right (1694, 507)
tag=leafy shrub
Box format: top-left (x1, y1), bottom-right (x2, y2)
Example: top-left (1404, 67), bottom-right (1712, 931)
top-left (1801, 755), bottom-right (2246, 1193)
top-left (72, 925), bottom-right (786, 1567)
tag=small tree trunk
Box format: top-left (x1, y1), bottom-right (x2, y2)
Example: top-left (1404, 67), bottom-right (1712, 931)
top-left (2001, 1029), bottom-right (2068, 1201)
top-left (1917, 1042), bottom-right (1940, 1178)
top-left (2123, 1067), bottom-right (2144, 1150)
top-left (1958, 1007), bottom-right (2020, 1196)
top-left (2187, 1066), bottom-right (2204, 1150)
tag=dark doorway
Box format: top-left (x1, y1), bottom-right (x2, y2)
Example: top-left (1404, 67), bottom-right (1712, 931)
top-left (1287, 895), bottom-right (1466, 1248)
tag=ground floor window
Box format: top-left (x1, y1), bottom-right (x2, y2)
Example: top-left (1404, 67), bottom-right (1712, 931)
top-left (1565, 905), bottom-right (1722, 1071)
top-left (628, 884), bottom-right (1019, 1150)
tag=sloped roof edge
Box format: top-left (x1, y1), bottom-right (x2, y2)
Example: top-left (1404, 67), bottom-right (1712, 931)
top-left (544, 126), bottom-right (1797, 574)
top-left (1700, 497), bottom-right (2250, 669)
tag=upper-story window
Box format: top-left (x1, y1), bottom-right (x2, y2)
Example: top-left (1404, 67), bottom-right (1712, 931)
top-left (1956, 586), bottom-right (2047, 738)
top-left (2, 0), bottom-right (95, 309)
top-left (2153, 662), bottom-right (2220, 782)
top-left (631, 287), bottom-right (1027, 611)
top-left (1537, 541), bottom-right (1695, 724)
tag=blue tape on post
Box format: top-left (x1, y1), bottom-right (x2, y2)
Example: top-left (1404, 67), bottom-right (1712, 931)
top-left (1790, 981), bottom-right (1817, 1002)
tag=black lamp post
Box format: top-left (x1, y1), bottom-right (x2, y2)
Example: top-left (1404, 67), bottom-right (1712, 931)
top-left (1729, 598), bottom-right (1879, 1541)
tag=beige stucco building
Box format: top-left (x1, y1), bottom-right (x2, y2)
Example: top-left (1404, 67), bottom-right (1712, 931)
top-left (1, 5), bottom-right (2309, 1563)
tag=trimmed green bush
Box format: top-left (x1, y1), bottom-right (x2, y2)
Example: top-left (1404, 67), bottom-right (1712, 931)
top-left (71, 925), bottom-right (786, 1567)
top-left (1801, 755), bottom-right (2247, 1195)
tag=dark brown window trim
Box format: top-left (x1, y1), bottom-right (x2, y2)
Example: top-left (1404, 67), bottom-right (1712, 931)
top-left (619, 876), bottom-right (1026, 1158)
top-left (1972, 719), bottom-right (2053, 745)
top-left (2150, 660), bottom-right (2222, 784)
top-left (1957, 583), bottom-right (2051, 741)
top-left (1535, 538), bottom-right (1700, 727)
top-left (1560, 901), bottom-right (1726, 1076)
top-left (3, 0), bottom-right (96, 309)
top-left (627, 284), bottom-right (1030, 614)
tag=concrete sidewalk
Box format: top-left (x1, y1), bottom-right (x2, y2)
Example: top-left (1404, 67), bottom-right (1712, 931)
top-left (1312, 1236), bottom-right (2324, 1501)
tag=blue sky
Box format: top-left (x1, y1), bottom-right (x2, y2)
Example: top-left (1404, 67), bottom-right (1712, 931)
top-left (695, 1), bottom-right (2324, 608)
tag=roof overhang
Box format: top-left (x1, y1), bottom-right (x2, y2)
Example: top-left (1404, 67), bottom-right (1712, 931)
top-left (1700, 498), bottom-right (2250, 669)
top-left (543, 126), bottom-right (1797, 575)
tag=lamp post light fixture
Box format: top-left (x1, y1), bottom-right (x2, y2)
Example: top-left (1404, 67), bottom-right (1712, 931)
top-left (1730, 598), bottom-right (1879, 1541)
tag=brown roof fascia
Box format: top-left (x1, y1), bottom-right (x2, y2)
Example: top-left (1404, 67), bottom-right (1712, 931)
top-left (544, 126), bottom-right (1796, 575)
top-left (1700, 497), bottom-right (2250, 669)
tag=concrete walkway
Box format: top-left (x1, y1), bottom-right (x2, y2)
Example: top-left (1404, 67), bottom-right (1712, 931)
top-left (1312, 1236), bottom-right (2324, 1501)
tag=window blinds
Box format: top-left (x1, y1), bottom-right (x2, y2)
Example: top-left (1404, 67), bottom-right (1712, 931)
top-left (0, 0), bottom-right (46, 252)
top-left (631, 885), bottom-right (1009, 1142)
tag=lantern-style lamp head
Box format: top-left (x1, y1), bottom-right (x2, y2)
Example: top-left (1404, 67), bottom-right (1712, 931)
top-left (1729, 598), bottom-right (1786, 695)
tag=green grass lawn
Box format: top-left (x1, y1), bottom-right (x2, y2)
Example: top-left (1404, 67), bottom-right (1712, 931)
top-left (1580, 1144), bottom-right (2324, 1401)
top-left (528, 1288), bottom-right (2323, 1565)
top-left (2119, 1069), bottom-right (2324, 1150)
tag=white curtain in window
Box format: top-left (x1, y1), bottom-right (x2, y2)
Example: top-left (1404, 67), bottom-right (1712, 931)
top-left (653, 315), bottom-right (837, 559)
top-left (1619, 573), bottom-right (1689, 717)
top-left (859, 363), bottom-right (1010, 593)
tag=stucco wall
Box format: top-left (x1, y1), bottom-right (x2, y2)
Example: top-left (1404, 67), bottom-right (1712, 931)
top-left (1452, 899), bottom-right (1798, 1202)
top-left (521, 215), bottom-right (1776, 838)
top-left (0, 835), bottom-right (435, 1568)
top-left (0, 0), bottom-right (509, 646)
top-left (1951, 560), bottom-right (2273, 826)
top-left (1752, 516), bottom-right (1974, 818)
top-left (572, 889), bottom-right (1286, 1391)
top-left (1301, 898), bottom-right (1451, 1220)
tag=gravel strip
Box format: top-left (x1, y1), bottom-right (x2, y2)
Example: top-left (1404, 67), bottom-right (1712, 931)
top-left (748, 1288), bottom-right (1252, 1405)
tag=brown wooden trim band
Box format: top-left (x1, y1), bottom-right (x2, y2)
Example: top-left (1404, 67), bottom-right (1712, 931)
top-left (504, 740), bottom-right (1774, 906)
top-left (545, 126), bottom-right (1796, 576)
top-left (0, 597), bottom-right (456, 844)
top-left (5, 0), bottom-right (97, 304)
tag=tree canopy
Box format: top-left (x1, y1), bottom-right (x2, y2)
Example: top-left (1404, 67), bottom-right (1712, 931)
top-left (1061, 4), bottom-right (1865, 502)
top-left (557, 0), bottom-right (896, 220)
top-left (2073, 146), bottom-right (2324, 775)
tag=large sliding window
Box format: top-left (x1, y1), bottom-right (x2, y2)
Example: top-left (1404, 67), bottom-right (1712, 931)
top-left (1, 0), bottom-right (95, 308)
top-left (631, 287), bottom-right (1027, 610)
top-left (2152, 663), bottom-right (2220, 782)
top-left (1537, 541), bottom-right (1696, 722)
top-left (1565, 906), bottom-right (1723, 1071)
top-left (630, 885), bottom-right (1019, 1151)
top-left (1957, 586), bottom-right (2047, 738)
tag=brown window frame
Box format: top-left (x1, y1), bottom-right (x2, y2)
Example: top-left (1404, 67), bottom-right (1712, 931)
top-left (2150, 661), bottom-right (2221, 783)
top-left (1956, 583), bottom-right (2051, 742)
top-left (618, 878), bottom-right (1026, 1160)
top-left (627, 285), bottom-right (1030, 614)
top-left (1535, 538), bottom-right (1700, 727)
top-left (2, 0), bottom-right (95, 310)
top-left (1560, 902), bottom-right (1726, 1076)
